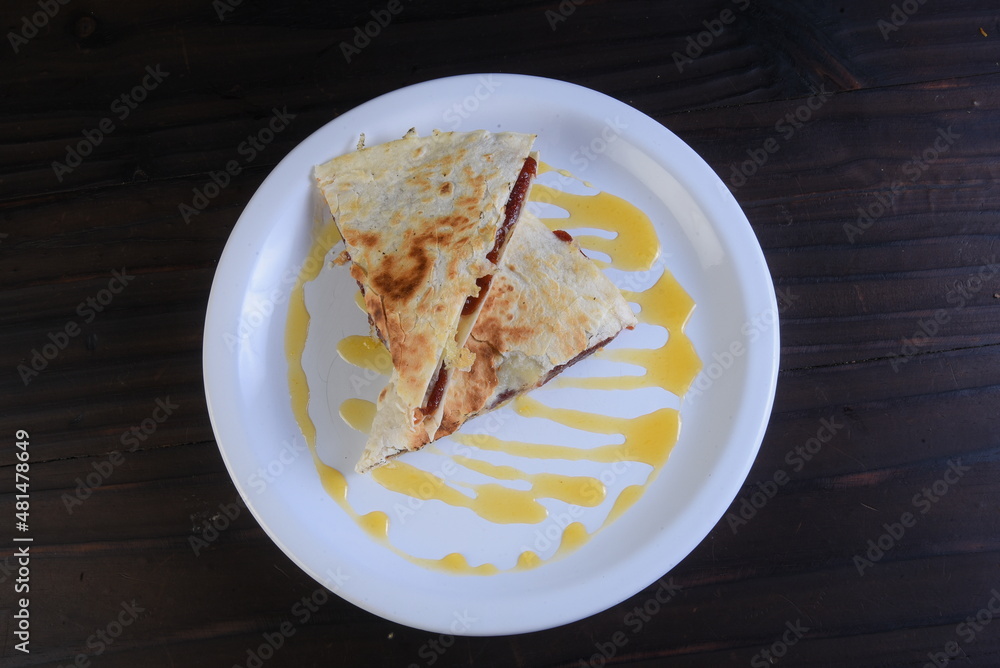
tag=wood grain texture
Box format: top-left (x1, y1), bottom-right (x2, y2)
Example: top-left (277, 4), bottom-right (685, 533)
top-left (2, 0), bottom-right (1000, 666)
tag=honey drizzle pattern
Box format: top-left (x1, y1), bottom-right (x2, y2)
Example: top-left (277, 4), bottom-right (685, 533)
top-left (287, 163), bottom-right (701, 574)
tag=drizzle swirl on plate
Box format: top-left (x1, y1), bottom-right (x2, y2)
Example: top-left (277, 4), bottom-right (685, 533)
top-left (286, 163), bottom-right (701, 574)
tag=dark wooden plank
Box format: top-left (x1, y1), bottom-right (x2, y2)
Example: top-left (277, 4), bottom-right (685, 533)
top-left (2, 1), bottom-right (998, 201)
top-left (0, 174), bottom-right (249, 461)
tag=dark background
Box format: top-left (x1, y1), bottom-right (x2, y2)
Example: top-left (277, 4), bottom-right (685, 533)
top-left (3, 0), bottom-right (1000, 666)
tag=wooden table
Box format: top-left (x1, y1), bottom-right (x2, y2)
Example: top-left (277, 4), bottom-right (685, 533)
top-left (4, 1), bottom-right (999, 665)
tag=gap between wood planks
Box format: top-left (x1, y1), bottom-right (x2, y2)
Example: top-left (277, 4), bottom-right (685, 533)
top-left (781, 340), bottom-right (1000, 372)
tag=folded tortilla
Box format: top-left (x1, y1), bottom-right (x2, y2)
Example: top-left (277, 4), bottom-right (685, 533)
top-left (314, 129), bottom-right (536, 472)
top-left (434, 212), bottom-right (638, 440)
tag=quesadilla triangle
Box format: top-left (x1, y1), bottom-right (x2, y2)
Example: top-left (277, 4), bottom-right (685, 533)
top-left (314, 129), bottom-right (538, 473)
top-left (433, 211), bottom-right (638, 442)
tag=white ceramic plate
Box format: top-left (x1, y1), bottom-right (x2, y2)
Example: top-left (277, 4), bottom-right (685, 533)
top-left (203, 74), bottom-right (779, 636)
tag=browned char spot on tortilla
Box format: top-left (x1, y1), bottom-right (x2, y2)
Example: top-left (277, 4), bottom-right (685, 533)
top-left (438, 214), bottom-right (474, 237)
top-left (344, 229), bottom-right (381, 250)
top-left (370, 243), bottom-right (431, 303)
top-left (470, 299), bottom-right (534, 355)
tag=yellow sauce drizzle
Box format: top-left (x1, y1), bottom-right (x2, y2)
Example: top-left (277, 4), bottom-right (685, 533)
top-left (286, 221), bottom-right (341, 450)
top-left (449, 432), bottom-right (625, 462)
top-left (555, 522), bottom-right (589, 558)
top-left (531, 183), bottom-right (660, 272)
top-left (339, 398), bottom-right (376, 433)
top-left (536, 161), bottom-right (594, 188)
top-left (453, 456), bottom-right (605, 507)
top-left (286, 163), bottom-right (702, 575)
top-left (603, 485), bottom-right (646, 528)
top-left (353, 289), bottom-right (367, 313)
top-left (411, 553), bottom-right (500, 576)
top-left (514, 397), bottom-right (680, 470)
top-left (553, 270), bottom-right (700, 396)
top-left (337, 335), bottom-right (390, 374)
top-left (284, 221), bottom-right (398, 549)
top-left (358, 511), bottom-right (389, 541)
top-left (370, 458), bottom-right (602, 524)
top-left (516, 551), bottom-right (542, 570)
